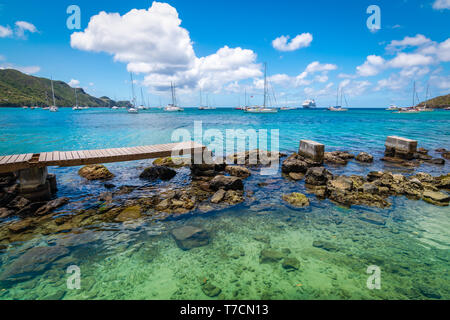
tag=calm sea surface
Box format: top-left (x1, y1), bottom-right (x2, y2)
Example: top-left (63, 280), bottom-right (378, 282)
top-left (0, 107), bottom-right (449, 300)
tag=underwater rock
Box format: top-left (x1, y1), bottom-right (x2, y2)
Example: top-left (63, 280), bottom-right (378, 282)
top-left (282, 192), bottom-right (310, 208)
top-left (305, 167), bottom-right (333, 186)
top-left (223, 190), bottom-right (244, 204)
top-left (288, 172), bottom-right (304, 181)
top-left (434, 174), bottom-right (450, 190)
top-left (78, 164), bottom-right (114, 180)
top-left (260, 249), bottom-right (284, 263)
top-left (201, 281), bottom-right (222, 297)
top-left (153, 157), bottom-right (190, 168)
top-left (356, 152), bottom-right (374, 163)
top-left (282, 257), bottom-right (300, 271)
top-left (35, 197), bottom-right (69, 216)
top-left (8, 219), bottom-right (35, 233)
top-left (139, 166), bottom-right (176, 181)
top-left (104, 183), bottom-right (116, 189)
top-left (210, 189), bottom-right (226, 204)
top-left (225, 165), bottom-right (251, 178)
top-left (114, 185), bottom-right (137, 195)
top-left (115, 206), bottom-right (142, 222)
top-left (442, 152), bottom-right (450, 160)
top-left (427, 158), bottom-right (445, 165)
top-left (359, 212), bottom-right (386, 225)
top-left (209, 175), bottom-right (244, 191)
top-left (253, 235), bottom-right (271, 244)
top-left (0, 246), bottom-right (69, 284)
top-left (171, 226), bottom-right (209, 250)
top-left (422, 190), bottom-right (449, 206)
top-left (312, 240), bottom-right (339, 252)
top-left (380, 156), bottom-right (419, 168)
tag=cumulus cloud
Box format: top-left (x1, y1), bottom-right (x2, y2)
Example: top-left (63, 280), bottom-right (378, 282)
top-left (387, 53), bottom-right (433, 68)
top-left (0, 25), bottom-right (12, 38)
top-left (356, 55), bottom-right (385, 76)
top-left (68, 79), bottom-right (80, 87)
top-left (15, 21), bottom-right (38, 38)
top-left (272, 33), bottom-right (313, 52)
top-left (432, 0), bottom-right (450, 9)
top-left (386, 34), bottom-right (431, 52)
top-left (71, 2), bottom-right (261, 92)
top-left (305, 61), bottom-right (337, 73)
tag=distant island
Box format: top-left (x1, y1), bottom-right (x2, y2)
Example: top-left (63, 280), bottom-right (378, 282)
top-left (416, 93), bottom-right (450, 109)
top-left (0, 69), bottom-right (131, 108)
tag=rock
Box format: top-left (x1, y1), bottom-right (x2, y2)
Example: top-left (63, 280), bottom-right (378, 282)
top-left (305, 167), bottom-right (333, 186)
top-left (8, 219), bottom-right (35, 233)
top-left (380, 157), bottom-right (418, 167)
top-left (115, 206), bottom-right (142, 222)
top-left (324, 151), bottom-right (352, 165)
top-left (312, 240), bottom-right (339, 252)
top-left (6, 196), bottom-right (30, 211)
top-left (282, 154), bottom-right (310, 173)
top-left (422, 191), bottom-right (449, 206)
top-left (327, 176), bottom-right (353, 192)
top-left (356, 152), bottom-right (374, 163)
top-left (224, 190), bottom-right (244, 204)
top-left (288, 172), bottom-right (304, 181)
top-left (104, 183), bottom-right (116, 189)
top-left (0, 172), bottom-right (16, 187)
top-left (210, 189), bottom-right (226, 204)
top-left (201, 282), bottom-right (221, 297)
top-left (198, 205), bottom-right (214, 213)
top-left (0, 207), bottom-right (13, 218)
top-left (260, 249), bottom-right (284, 263)
top-left (171, 226), bottom-right (209, 250)
top-left (367, 171), bottom-right (383, 182)
top-left (35, 197), bottom-right (69, 216)
top-left (282, 257), bottom-right (300, 271)
top-left (434, 174), bottom-right (450, 190)
top-left (414, 172), bottom-right (433, 183)
top-left (417, 147), bottom-right (429, 155)
top-left (359, 212), bottom-right (386, 225)
top-left (78, 164), bottom-right (114, 180)
top-left (139, 166), bottom-right (176, 181)
top-left (282, 193), bottom-right (310, 208)
top-left (0, 246), bottom-right (69, 283)
top-left (209, 175), bottom-right (244, 191)
top-left (428, 158), bottom-right (445, 165)
top-left (114, 185), bottom-right (136, 195)
top-left (362, 183), bottom-right (378, 194)
top-left (155, 199), bottom-right (170, 211)
top-left (153, 157), bottom-right (190, 168)
top-left (253, 235), bottom-right (270, 244)
top-left (225, 166), bottom-right (251, 178)
top-left (227, 149), bottom-right (283, 166)
top-left (442, 152), bottom-right (450, 160)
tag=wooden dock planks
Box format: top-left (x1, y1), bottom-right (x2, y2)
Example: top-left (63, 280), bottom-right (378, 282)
top-left (0, 141), bottom-right (206, 173)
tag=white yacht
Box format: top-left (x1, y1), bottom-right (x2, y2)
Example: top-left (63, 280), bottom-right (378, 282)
top-left (328, 87), bottom-right (348, 112)
top-left (128, 107), bottom-right (139, 113)
top-left (386, 104), bottom-right (400, 111)
top-left (164, 82), bottom-right (184, 112)
top-left (302, 99), bottom-right (316, 108)
top-left (128, 73), bottom-right (139, 113)
top-left (244, 63), bottom-right (278, 113)
top-left (49, 77), bottom-right (59, 112)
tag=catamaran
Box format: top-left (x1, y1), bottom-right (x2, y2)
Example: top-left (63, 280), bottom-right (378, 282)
top-left (49, 77), bottom-right (58, 112)
top-left (328, 87), bottom-right (348, 112)
top-left (245, 63), bottom-right (278, 113)
top-left (164, 82), bottom-right (184, 112)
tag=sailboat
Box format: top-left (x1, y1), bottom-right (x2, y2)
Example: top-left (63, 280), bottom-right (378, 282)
top-left (417, 84), bottom-right (433, 112)
top-left (394, 81), bottom-right (420, 113)
top-left (164, 82), bottom-right (183, 112)
top-left (137, 88), bottom-right (149, 110)
top-left (245, 63), bottom-right (278, 113)
top-left (72, 88), bottom-right (82, 110)
top-left (198, 89), bottom-right (216, 110)
top-left (49, 78), bottom-right (58, 112)
top-left (128, 73), bottom-right (139, 113)
top-left (328, 87), bottom-right (348, 112)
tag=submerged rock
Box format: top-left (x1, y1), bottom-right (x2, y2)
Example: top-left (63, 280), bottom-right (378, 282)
top-left (78, 164), bottom-right (114, 180)
top-left (153, 157), bottom-right (190, 168)
top-left (8, 219), bottom-right (35, 233)
top-left (359, 212), bottom-right (386, 225)
top-left (422, 191), bottom-right (449, 206)
top-left (209, 175), bottom-right (244, 191)
top-left (0, 246), bottom-right (69, 284)
top-left (201, 281), bottom-right (222, 297)
top-left (356, 152), bottom-right (374, 163)
top-left (139, 166), bottom-right (176, 181)
top-left (260, 249), bottom-right (284, 263)
top-left (312, 240), bottom-right (339, 252)
top-left (210, 189), bottom-right (226, 204)
top-left (115, 206), bottom-right (142, 222)
top-left (35, 197), bottom-right (69, 216)
top-left (282, 192), bottom-right (310, 208)
top-left (171, 226), bottom-right (209, 250)
top-left (288, 172), bottom-right (304, 181)
top-left (282, 257), bottom-right (300, 271)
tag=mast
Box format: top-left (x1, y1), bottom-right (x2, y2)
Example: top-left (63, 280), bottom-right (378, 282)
top-left (130, 73), bottom-right (136, 107)
top-left (412, 81), bottom-right (415, 107)
top-left (140, 88), bottom-right (145, 107)
top-left (245, 89), bottom-right (247, 106)
top-left (424, 84), bottom-right (429, 107)
top-left (51, 78), bottom-right (56, 106)
top-left (74, 88), bottom-right (78, 107)
top-left (263, 62), bottom-right (268, 108)
top-left (200, 88), bottom-right (202, 106)
top-left (336, 86), bottom-right (339, 106)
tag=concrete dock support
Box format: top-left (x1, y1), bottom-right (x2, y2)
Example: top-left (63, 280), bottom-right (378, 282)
top-left (299, 140), bottom-right (325, 163)
top-left (385, 136), bottom-right (418, 160)
top-left (17, 167), bottom-right (55, 201)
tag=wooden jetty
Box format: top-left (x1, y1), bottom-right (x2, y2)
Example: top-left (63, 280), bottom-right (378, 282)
top-left (0, 141), bottom-right (206, 174)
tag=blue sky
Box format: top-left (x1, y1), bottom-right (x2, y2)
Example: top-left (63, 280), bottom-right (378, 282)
top-left (0, 0), bottom-right (449, 107)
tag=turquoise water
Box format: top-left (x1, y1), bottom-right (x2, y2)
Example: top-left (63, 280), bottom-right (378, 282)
top-left (0, 107), bottom-right (449, 300)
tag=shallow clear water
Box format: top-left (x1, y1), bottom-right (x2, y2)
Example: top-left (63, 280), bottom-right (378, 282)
top-left (0, 107), bottom-right (449, 300)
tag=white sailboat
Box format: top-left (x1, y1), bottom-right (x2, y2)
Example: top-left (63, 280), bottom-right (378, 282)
top-left (394, 81), bottom-right (420, 114)
top-left (328, 87), bottom-right (348, 112)
top-left (128, 73), bottom-right (139, 113)
top-left (49, 77), bottom-right (58, 112)
top-left (72, 88), bottom-right (82, 110)
top-left (417, 84), bottom-right (433, 112)
top-left (164, 82), bottom-right (184, 112)
top-left (245, 63), bottom-right (278, 113)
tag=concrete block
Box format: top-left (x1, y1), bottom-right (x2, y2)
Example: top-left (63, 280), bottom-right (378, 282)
top-left (299, 140), bottom-right (324, 163)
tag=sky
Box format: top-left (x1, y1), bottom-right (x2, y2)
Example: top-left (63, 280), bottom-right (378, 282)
top-left (0, 0), bottom-right (449, 107)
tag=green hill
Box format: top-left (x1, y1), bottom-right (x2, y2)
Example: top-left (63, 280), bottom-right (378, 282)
top-left (417, 93), bottom-right (450, 109)
top-left (0, 69), bottom-right (130, 108)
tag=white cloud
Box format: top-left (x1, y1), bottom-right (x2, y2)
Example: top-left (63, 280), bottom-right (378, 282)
top-left (432, 0), bottom-right (450, 10)
top-left (436, 38), bottom-right (450, 61)
top-left (387, 53), bottom-right (433, 68)
top-left (305, 61), bottom-right (337, 73)
top-left (15, 21), bottom-right (37, 38)
top-left (272, 33), bottom-right (313, 52)
top-left (68, 79), bottom-right (80, 87)
top-left (356, 55), bottom-right (385, 76)
top-left (0, 25), bottom-right (12, 38)
top-left (0, 63), bottom-right (40, 74)
top-left (386, 34), bottom-right (431, 52)
top-left (71, 2), bottom-right (261, 93)
top-left (304, 82), bottom-right (334, 97)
